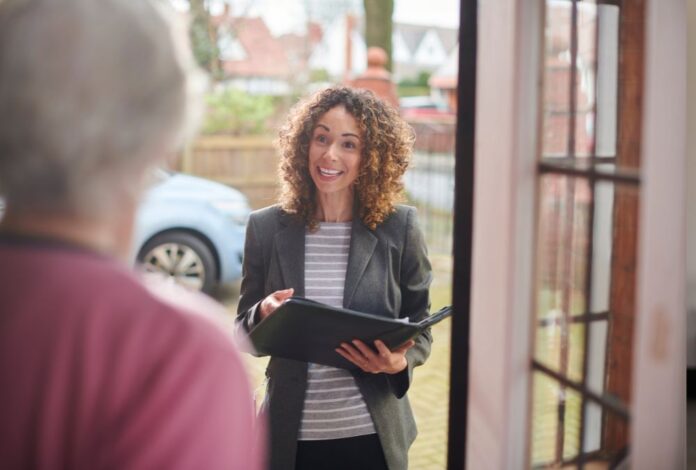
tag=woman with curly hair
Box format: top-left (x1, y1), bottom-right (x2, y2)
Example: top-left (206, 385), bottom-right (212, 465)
top-left (236, 86), bottom-right (433, 470)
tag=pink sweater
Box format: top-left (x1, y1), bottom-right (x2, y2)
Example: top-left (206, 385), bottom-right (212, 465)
top-left (0, 237), bottom-right (264, 470)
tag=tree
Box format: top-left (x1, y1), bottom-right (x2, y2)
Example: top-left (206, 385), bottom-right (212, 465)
top-left (363, 0), bottom-right (394, 71)
top-left (189, 0), bottom-right (220, 77)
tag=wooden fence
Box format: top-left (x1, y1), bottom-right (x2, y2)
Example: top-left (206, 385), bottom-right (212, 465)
top-left (179, 135), bottom-right (280, 210)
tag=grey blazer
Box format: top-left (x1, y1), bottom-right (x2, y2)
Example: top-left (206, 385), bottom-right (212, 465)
top-left (236, 204), bottom-right (433, 470)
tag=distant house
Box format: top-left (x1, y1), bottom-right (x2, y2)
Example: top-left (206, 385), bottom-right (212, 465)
top-left (211, 9), bottom-right (457, 97)
top-left (212, 12), bottom-right (322, 95)
top-left (309, 18), bottom-right (458, 85)
top-left (392, 23), bottom-right (458, 83)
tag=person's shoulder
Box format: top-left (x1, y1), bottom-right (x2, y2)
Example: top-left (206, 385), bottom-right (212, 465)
top-left (249, 204), bottom-right (300, 232)
top-left (378, 204), bottom-right (417, 230)
top-left (370, 205), bottom-right (428, 248)
top-left (249, 204), bottom-right (284, 222)
top-left (14, 249), bottom-right (245, 360)
top-left (392, 204), bottom-right (417, 221)
top-left (62, 255), bottom-right (245, 357)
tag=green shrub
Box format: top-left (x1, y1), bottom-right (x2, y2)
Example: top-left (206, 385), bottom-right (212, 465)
top-left (202, 88), bottom-right (275, 135)
top-left (397, 85), bottom-right (430, 98)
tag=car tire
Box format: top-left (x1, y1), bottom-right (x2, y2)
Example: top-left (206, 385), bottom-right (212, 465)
top-left (137, 231), bottom-right (218, 295)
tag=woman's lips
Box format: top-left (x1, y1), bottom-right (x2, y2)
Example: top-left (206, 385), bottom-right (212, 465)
top-left (317, 166), bottom-right (344, 179)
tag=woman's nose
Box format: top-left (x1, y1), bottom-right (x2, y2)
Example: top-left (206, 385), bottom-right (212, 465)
top-left (325, 143), bottom-right (340, 160)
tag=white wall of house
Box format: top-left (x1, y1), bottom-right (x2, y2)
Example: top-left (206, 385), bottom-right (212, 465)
top-left (392, 30), bottom-right (412, 63)
top-left (412, 29), bottom-right (448, 66)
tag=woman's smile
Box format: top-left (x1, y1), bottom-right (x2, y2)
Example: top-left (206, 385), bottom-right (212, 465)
top-left (317, 166), bottom-right (345, 179)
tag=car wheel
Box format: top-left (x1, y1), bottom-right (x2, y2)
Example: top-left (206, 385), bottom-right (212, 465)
top-left (137, 231), bottom-right (218, 295)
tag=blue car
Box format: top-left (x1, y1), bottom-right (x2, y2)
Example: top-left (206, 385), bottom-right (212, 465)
top-left (0, 170), bottom-right (249, 295)
top-left (132, 170), bottom-right (250, 295)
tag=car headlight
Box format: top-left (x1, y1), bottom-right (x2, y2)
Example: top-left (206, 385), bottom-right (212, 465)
top-left (210, 199), bottom-right (250, 226)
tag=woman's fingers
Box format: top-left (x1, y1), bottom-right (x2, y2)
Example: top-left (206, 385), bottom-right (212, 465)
top-left (259, 288), bottom-right (294, 319)
top-left (351, 340), bottom-right (377, 361)
top-left (276, 288), bottom-right (294, 302)
top-left (372, 339), bottom-right (410, 374)
top-left (392, 339), bottom-right (415, 355)
top-left (335, 347), bottom-right (365, 369)
top-left (335, 339), bottom-right (412, 374)
top-left (336, 343), bottom-right (374, 372)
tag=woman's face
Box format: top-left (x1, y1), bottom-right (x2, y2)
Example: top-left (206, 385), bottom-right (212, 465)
top-left (308, 105), bottom-right (363, 198)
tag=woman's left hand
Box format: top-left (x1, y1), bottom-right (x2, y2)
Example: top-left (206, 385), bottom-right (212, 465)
top-left (336, 339), bottom-right (415, 374)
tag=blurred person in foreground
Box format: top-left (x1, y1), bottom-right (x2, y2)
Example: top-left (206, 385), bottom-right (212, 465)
top-left (0, 0), bottom-right (262, 469)
top-left (236, 86), bottom-right (433, 470)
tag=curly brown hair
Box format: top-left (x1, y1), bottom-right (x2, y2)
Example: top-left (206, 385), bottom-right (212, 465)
top-left (277, 86), bottom-right (414, 230)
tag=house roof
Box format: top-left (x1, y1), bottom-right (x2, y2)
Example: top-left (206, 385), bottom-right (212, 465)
top-left (213, 15), bottom-right (290, 78)
top-left (394, 22), bottom-right (459, 57)
top-left (395, 23), bottom-right (428, 54)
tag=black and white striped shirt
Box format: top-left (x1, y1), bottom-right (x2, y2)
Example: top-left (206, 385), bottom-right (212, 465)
top-left (298, 222), bottom-right (376, 440)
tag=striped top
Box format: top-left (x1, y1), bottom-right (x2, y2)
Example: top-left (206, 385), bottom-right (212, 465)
top-left (298, 222), bottom-right (376, 441)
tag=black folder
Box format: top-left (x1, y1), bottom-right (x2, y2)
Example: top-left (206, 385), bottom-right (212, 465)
top-left (248, 297), bottom-right (453, 370)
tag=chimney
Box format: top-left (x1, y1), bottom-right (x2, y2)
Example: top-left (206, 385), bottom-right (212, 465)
top-left (349, 47), bottom-right (399, 108)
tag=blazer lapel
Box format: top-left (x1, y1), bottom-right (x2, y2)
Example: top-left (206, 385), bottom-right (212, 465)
top-left (344, 218), bottom-right (377, 308)
top-left (273, 214), bottom-right (305, 296)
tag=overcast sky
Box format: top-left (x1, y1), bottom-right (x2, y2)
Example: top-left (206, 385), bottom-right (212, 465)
top-left (172, 0), bottom-right (460, 35)
top-left (394, 0), bottom-right (459, 28)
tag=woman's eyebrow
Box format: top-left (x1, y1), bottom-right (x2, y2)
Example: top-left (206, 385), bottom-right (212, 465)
top-left (314, 123), bottom-right (360, 140)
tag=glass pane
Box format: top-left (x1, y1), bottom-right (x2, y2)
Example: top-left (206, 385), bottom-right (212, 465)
top-left (563, 387), bottom-right (582, 461)
top-left (574, 2), bottom-right (597, 157)
top-left (534, 175), bottom-right (590, 373)
top-left (542, 3), bottom-right (622, 162)
top-left (583, 402), bottom-right (630, 467)
top-left (530, 373), bottom-right (632, 468)
top-left (542, 2), bottom-right (572, 157)
top-left (529, 373), bottom-right (582, 467)
top-left (595, 5), bottom-right (620, 158)
top-left (586, 320), bottom-right (608, 395)
top-left (567, 323), bottom-right (585, 383)
top-left (530, 373), bottom-right (559, 465)
top-left (590, 182), bottom-right (614, 313)
top-left (583, 401), bottom-right (603, 454)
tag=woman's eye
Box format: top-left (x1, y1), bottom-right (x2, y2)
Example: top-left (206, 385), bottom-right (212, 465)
top-left (344, 141), bottom-right (356, 149)
top-left (315, 135), bottom-right (328, 143)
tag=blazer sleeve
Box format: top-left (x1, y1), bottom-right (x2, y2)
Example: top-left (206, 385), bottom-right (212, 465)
top-left (387, 207), bottom-right (433, 398)
top-left (235, 215), bottom-right (265, 336)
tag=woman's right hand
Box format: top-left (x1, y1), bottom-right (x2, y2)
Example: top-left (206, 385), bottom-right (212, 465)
top-left (259, 288), bottom-right (294, 320)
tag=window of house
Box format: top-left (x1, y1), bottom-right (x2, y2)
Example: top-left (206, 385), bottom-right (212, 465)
top-left (529, 0), bottom-right (643, 467)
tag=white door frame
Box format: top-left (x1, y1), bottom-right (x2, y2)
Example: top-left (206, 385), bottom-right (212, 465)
top-left (466, 0), bottom-right (686, 468)
top-left (465, 0), bottom-right (541, 468)
top-left (631, 0), bottom-right (686, 468)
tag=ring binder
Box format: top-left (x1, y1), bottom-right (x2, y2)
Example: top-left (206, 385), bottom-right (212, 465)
top-left (248, 297), bottom-right (453, 370)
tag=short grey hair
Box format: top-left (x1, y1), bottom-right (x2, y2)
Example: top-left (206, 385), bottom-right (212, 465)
top-left (0, 0), bottom-right (206, 216)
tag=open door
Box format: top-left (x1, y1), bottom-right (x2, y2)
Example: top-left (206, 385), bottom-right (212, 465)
top-left (449, 0), bottom-right (686, 468)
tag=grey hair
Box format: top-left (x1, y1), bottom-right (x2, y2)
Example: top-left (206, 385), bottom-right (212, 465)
top-left (0, 0), bottom-right (206, 216)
